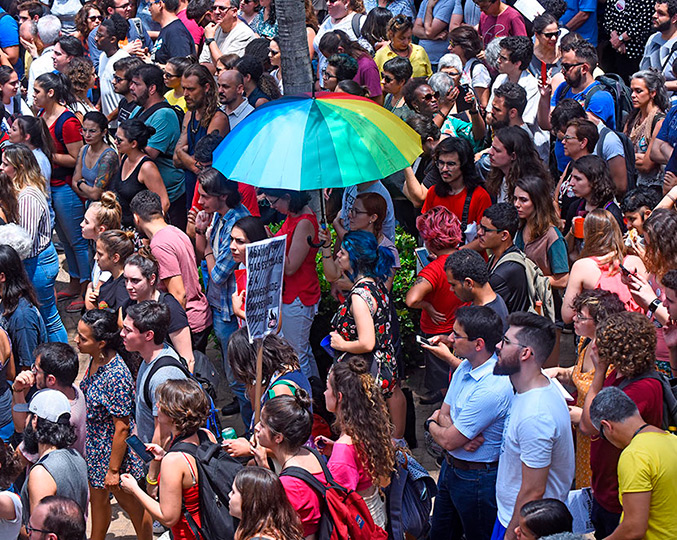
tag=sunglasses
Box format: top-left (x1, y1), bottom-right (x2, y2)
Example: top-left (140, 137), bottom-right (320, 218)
top-left (422, 92), bottom-right (439, 101)
top-left (540, 29), bottom-right (560, 39)
top-left (89, 14), bottom-right (103, 21)
top-left (213, 5), bottom-right (233, 11)
top-left (381, 73), bottom-right (394, 83)
top-left (163, 71), bottom-right (178, 79)
top-left (561, 61), bottom-right (584, 72)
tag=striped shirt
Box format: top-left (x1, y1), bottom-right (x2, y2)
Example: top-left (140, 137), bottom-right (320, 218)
top-left (18, 186), bottom-right (51, 259)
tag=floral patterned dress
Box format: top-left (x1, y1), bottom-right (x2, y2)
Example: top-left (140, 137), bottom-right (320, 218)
top-left (80, 354), bottom-right (144, 488)
top-left (332, 279), bottom-right (396, 396)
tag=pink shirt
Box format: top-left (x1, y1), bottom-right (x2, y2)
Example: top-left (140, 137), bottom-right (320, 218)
top-left (150, 226), bottom-right (212, 333)
top-left (355, 55), bottom-right (382, 99)
top-left (328, 442), bottom-right (373, 492)
top-left (177, 9), bottom-right (204, 45)
top-left (280, 470), bottom-right (326, 537)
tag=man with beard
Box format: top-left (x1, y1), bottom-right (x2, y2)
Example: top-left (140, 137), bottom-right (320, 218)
top-left (491, 312), bottom-right (574, 540)
top-left (641, 0), bottom-right (677, 100)
top-left (128, 64), bottom-right (187, 229)
top-left (490, 82), bottom-right (550, 164)
top-left (217, 69), bottom-right (254, 129)
top-left (174, 64), bottom-right (229, 215)
top-left (426, 306), bottom-right (513, 540)
top-left (11, 343), bottom-right (87, 461)
top-left (16, 389), bottom-right (88, 526)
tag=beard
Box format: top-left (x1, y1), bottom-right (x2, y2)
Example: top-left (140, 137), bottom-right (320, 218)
top-left (493, 350), bottom-right (521, 376)
top-left (564, 70), bottom-right (582, 89)
top-left (654, 19), bottom-right (671, 32)
top-left (187, 95), bottom-right (205, 112)
top-left (134, 88), bottom-right (150, 107)
top-left (23, 421), bottom-right (39, 455)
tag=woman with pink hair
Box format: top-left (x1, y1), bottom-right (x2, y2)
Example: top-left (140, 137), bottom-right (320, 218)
top-left (405, 206), bottom-right (465, 404)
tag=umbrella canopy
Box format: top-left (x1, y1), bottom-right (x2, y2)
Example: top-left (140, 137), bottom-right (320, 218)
top-left (212, 92), bottom-right (422, 190)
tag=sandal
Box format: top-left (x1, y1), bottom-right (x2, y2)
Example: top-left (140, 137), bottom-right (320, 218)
top-left (56, 291), bottom-right (78, 300)
top-left (65, 299), bottom-right (85, 313)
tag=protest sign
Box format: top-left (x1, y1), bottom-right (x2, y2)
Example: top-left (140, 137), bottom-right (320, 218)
top-left (245, 235), bottom-right (286, 343)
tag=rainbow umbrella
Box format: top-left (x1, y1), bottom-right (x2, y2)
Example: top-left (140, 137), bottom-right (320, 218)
top-left (212, 92), bottom-right (422, 191)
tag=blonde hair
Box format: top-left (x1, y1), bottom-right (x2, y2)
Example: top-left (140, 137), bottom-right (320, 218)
top-left (88, 192), bottom-right (122, 231)
top-left (3, 144), bottom-right (46, 194)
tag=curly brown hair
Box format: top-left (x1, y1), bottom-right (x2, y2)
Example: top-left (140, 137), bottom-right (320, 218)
top-left (596, 312), bottom-right (656, 378)
top-left (643, 209), bottom-right (677, 279)
top-left (156, 379), bottom-right (210, 436)
top-left (329, 356), bottom-right (395, 487)
top-left (571, 289), bottom-right (626, 325)
top-left (66, 56), bottom-right (95, 96)
top-left (75, 2), bottom-right (103, 37)
top-left (0, 441), bottom-right (22, 489)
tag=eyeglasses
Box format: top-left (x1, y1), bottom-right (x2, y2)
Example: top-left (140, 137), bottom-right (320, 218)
top-left (540, 29), bottom-right (560, 39)
top-left (322, 72), bottom-right (338, 80)
top-left (349, 207), bottom-right (370, 215)
top-left (381, 73), bottom-right (394, 83)
top-left (269, 49), bottom-right (280, 56)
top-left (88, 14), bottom-right (103, 21)
top-left (114, 1), bottom-right (132, 9)
top-left (195, 161), bottom-right (210, 171)
top-left (115, 135), bottom-right (124, 144)
top-left (113, 75), bottom-right (125, 83)
top-left (599, 423), bottom-right (607, 441)
top-left (437, 159), bottom-right (457, 170)
top-left (26, 525), bottom-right (53, 536)
top-left (446, 70), bottom-right (460, 77)
top-left (80, 128), bottom-right (101, 135)
top-left (561, 62), bottom-right (584, 72)
top-left (213, 4), bottom-right (233, 11)
top-left (561, 134), bottom-right (577, 141)
top-left (477, 224), bottom-right (504, 234)
top-left (451, 330), bottom-right (473, 340)
top-left (500, 335), bottom-right (527, 348)
top-left (266, 196), bottom-right (280, 206)
top-left (163, 71), bottom-right (178, 79)
top-left (422, 92), bottom-right (439, 101)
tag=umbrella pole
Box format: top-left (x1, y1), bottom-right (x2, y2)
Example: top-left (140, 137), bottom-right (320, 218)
top-left (254, 340), bottom-right (264, 424)
top-left (307, 189), bottom-right (326, 248)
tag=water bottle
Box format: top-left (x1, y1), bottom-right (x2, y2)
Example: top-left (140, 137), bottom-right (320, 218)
top-left (222, 427), bottom-right (237, 440)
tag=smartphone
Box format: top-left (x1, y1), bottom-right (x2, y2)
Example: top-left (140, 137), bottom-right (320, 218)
top-left (619, 264), bottom-right (636, 277)
top-left (455, 84), bottom-right (472, 113)
top-left (416, 335), bottom-right (432, 347)
top-left (126, 435), bottom-right (153, 463)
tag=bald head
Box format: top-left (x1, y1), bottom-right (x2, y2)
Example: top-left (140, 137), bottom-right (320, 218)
top-left (217, 69), bottom-right (245, 107)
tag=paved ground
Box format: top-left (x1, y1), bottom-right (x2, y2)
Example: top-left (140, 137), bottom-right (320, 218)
top-left (53, 254), bottom-right (577, 539)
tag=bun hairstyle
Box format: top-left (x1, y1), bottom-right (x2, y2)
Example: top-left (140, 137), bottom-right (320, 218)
top-left (261, 389), bottom-right (313, 451)
top-left (125, 246), bottom-right (159, 285)
top-left (119, 119), bottom-right (157, 150)
top-left (89, 191), bottom-right (122, 230)
top-left (341, 230), bottom-right (395, 282)
top-left (97, 229), bottom-right (135, 265)
top-left (329, 356), bottom-right (395, 486)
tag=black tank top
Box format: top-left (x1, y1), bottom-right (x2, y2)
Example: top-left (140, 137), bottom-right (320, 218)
top-left (112, 155), bottom-right (151, 228)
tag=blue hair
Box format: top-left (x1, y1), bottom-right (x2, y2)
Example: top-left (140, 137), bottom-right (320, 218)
top-left (341, 230), bottom-right (395, 282)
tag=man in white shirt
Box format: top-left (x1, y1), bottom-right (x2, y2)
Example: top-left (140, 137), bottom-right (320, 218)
top-left (27, 14), bottom-right (61, 108)
top-left (96, 14), bottom-right (130, 126)
top-left (199, 0), bottom-right (255, 72)
top-left (492, 312), bottom-right (575, 540)
top-left (217, 69), bottom-right (254, 129)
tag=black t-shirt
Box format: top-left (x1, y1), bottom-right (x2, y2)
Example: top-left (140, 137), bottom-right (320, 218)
top-left (562, 198), bottom-right (626, 236)
top-left (488, 245), bottom-right (531, 314)
top-left (151, 19), bottom-right (196, 65)
top-left (98, 274), bottom-right (130, 312)
top-left (122, 291), bottom-right (188, 335)
top-left (117, 98), bottom-right (138, 126)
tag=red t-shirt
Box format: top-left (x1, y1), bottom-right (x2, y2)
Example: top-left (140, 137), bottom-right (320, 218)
top-left (47, 111), bottom-right (82, 187)
top-left (479, 5), bottom-right (527, 47)
top-left (190, 179), bottom-right (260, 217)
top-left (280, 470), bottom-right (327, 537)
top-left (589, 371), bottom-right (663, 513)
top-left (277, 213), bottom-right (320, 306)
top-left (422, 185), bottom-right (492, 229)
top-left (418, 253), bottom-right (467, 334)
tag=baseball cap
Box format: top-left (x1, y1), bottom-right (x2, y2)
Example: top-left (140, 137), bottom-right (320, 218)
top-left (13, 389), bottom-right (71, 423)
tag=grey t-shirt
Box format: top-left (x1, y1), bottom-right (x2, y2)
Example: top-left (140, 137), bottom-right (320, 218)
top-left (135, 345), bottom-right (187, 443)
top-left (21, 448), bottom-right (88, 524)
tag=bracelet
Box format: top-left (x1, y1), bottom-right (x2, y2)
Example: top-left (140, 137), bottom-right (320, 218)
top-left (469, 108), bottom-right (479, 115)
top-left (77, 180), bottom-right (85, 190)
top-left (195, 228), bottom-right (206, 236)
top-left (146, 474), bottom-right (158, 485)
top-left (322, 255), bottom-right (333, 259)
top-left (204, 252), bottom-right (214, 259)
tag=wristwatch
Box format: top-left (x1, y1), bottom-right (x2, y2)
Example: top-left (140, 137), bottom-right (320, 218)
top-left (205, 38), bottom-right (216, 45)
top-left (647, 298), bottom-right (661, 318)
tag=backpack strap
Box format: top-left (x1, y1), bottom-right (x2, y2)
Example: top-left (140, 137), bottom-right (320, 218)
top-left (280, 465), bottom-right (329, 496)
top-left (595, 125), bottom-right (611, 156)
top-left (661, 41), bottom-right (677, 72)
top-left (136, 101), bottom-right (171, 123)
top-left (583, 80), bottom-right (602, 110)
top-left (460, 187), bottom-right (475, 235)
top-left (142, 351), bottom-right (191, 409)
top-left (351, 13), bottom-right (364, 38)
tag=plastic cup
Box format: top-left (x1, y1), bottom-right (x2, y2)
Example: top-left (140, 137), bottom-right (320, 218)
top-left (573, 216), bottom-right (585, 239)
top-left (320, 335), bottom-right (337, 358)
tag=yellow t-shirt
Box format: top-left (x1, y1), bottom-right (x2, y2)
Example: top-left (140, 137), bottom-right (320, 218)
top-left (617, 431), bottom-right (677, 540)
top-left (374, 44), bottom-right (433, 79)
top-left (164, 90), bottom-right (187, 113)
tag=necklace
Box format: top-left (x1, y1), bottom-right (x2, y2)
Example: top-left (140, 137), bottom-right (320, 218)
top-left (189, 111), bottom-right (202, 135)
top-left (631, 423), bottom-right (650, 440)
top-left (281, 450), bottom-right (301, 469)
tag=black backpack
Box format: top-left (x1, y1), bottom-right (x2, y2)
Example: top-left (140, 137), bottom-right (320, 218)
top-left (618, 370), bottom-right (677, 431)
top-left (595, 125), bottom-right (638, 192)
top-left (142, 348), bottom-right (223, 438)
top-left (169, 430), bottom-right (243, 540)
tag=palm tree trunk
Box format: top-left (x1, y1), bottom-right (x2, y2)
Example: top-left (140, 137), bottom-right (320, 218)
top-left (276, 0), bottom-right (314, 95)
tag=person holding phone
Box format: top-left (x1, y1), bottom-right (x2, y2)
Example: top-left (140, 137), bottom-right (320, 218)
top-left (75, 309), bottom-right (152, 540)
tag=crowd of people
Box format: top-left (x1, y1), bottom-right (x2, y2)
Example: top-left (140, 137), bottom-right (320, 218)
top-left (0, 0), bottom-right (676, 538)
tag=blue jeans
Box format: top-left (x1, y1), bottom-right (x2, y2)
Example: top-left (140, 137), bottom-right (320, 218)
top-left (430, 459), bottom-right (498, 540)
top-left (213, 313), bottom-right (253, 427)
top-left (51, 183), bottom-right (90, 282)
top-left (23, 244), bottom-right (68, 343)
top-left (281, 298), bottom-right (319, 381)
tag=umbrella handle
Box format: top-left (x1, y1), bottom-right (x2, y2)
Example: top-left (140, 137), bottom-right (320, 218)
top-left (307, 235), bottom-right (324, 248)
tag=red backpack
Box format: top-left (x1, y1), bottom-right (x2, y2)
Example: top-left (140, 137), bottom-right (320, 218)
top-left (280, 447), bottom-right (388, 540)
